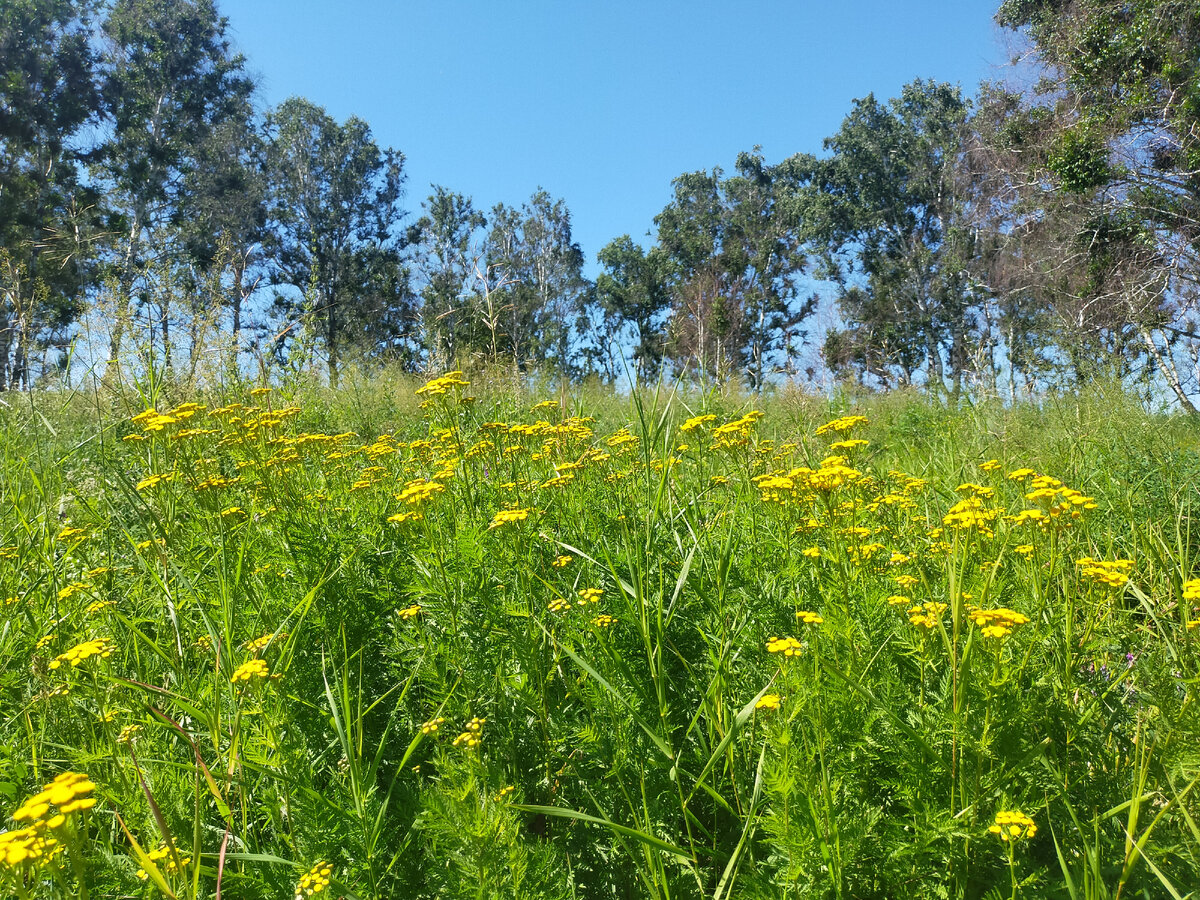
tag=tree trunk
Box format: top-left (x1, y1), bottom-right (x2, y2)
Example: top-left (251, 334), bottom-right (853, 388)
top-left (1136, 321), bottom-right (1198, 414)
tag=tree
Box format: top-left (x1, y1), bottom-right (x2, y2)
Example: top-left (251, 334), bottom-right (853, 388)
top-left (654, 153), bottom-right (812, 386)
top-left (177, 92), bottom-right (268, 371)
top-left (595, 236), bottom-right (670, 382)
top-left (410, 186), bottom-right (487, 368)
top-left (484, 190), bottom-right (590, 375)
top-left (0, 0), bottom-right (103, 389)
top-left (987, 0), bottom-right (1200, 410)
top-left (99, 0), bottom-right (254, 372)
top-left (263, 97), bottom-right (412, 383)
top-left (798, 80), bottom-right (978, 394)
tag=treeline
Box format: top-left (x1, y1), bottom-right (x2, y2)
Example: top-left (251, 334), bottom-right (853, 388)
top-left (3, 0), bottom-right (1200, 406)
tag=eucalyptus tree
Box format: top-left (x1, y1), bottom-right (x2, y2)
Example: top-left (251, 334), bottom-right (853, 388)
top-left (595, 235), bottom-right (670, 382)
top-left (986, 0), bottom-right (1200, 410)
top-left (798, 80), bottom-right (977, 394)
top-left (263, 97), bottom-right (412, 383)
top-left (484, 189), bottom-right (590, 374)
top-left (653, 152), bottom-right (811, 386)
top-left (410, 186), bottom-right (487, 368)
top-left (177, 92), bottom-right (269, 369)
top-left (0, 0), bottom-right (104, 388)
top-left (99, 0), bottom-right (253, 370)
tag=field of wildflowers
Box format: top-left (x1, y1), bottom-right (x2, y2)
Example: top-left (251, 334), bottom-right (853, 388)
top-left (0, 375), bottom-right (1198, 899)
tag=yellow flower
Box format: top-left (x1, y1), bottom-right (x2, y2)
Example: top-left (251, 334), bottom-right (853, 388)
top-left (295, 861), bottom-right (333, 898)
top-left (397, 604), bottom-right (423, 620)
top-left (908, 602), bottom-right (947, 629)
top-left (989, 810), bottom-right (1036, 841)
top-left (242, 632), bottom-right (287, 654)
top-left (452, 717), bottom-right (485, 749)
top-left (969, 607), bottom-right (1031, 639)
top-left (420, 717), bottom-right (445, 735)
top-left (815, 415), bottom-right (868, 436)
top-left (231, 658), bottom-right (271, 684)
top-left (766, 636), bottom-right (803, 656)
top-left (796, 610), bottom-right (824, 625)
top-left (591, 614), bottom-right (617, 628)
top-left (802, 546), bottom-right (821, 559)
top-left (488, 508), bottom-right (530, 529)
top-left (48, 638), bottom-right (117, 670)
top-left (551, 555), bottom-right (573, 568)
top-left (415, 371), bottom-right (469, 397)
top-left (755, 693), bottom-right (782, 711)
top-left (680, 414), bottom-right (717, 433)
top-left (1076, 557), bottom-right (1134, 589)
top-left (578, 588), bottom-right (603, 604)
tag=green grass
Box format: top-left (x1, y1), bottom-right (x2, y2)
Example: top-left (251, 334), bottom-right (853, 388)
top-left (0, 375), bottom-right (1197, 899)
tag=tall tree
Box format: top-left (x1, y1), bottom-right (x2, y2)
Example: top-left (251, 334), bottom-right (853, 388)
top-left (263, 97), bottom-right (411, 383)
top-left (654, 153), bottom-right (812, 386)
top-left (987, 0), bottom-right (1200, 410)
top-left (177, 92), bottom-right (268, 370)
top-left (484, 190), bottom-right (590, 374)
top-left (799, 80), bottom-right (977, 393)
top-left (595, 235), bottom-right (670, 383)
top-left (99, 0), bottom-right (253, 372)
top-left (0, 0), bottom-right (103, 389)
top-left (411, 186), bottom-right (487, 368)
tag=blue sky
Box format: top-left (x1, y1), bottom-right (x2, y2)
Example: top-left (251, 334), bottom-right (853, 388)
top-left (221, 1), bottom-right (1009, 275)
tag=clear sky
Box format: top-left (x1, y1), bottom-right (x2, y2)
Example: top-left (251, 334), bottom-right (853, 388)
top-left (220, 0), bottom-right (1010, 275)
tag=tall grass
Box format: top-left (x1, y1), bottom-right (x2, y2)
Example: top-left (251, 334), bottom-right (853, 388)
top-left (0, 376), bottom-right (1196, 899)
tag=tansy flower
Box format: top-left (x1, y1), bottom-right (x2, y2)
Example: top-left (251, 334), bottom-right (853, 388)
top-left (231, 658), bottom-right (271, 684)
top-left (969, 607), bottom-right (1031, 639)
top-left (420, 717), bottom-right (445, 735)
top-left (488, 508), bottom-right (530, 529)
top-left (989, 810), bottom-right (1036, 841)
top-left (755, 693), bottom-right (782, 711)
top-left (48, 638), bottom-right (117, 670)
top-left (397, 604), bottom-right (422, 620)
top-left (578, 588), bottom-right (603, 604)
top-left (766, 636), bottom-right (803, 656)
top-left (452, 717), bottom-right (485, 749)
top-left (802, 546), bottom-right (821, 558)
top-left (796, 610), bottom-right (824, 625)
top-left (295, 861), bottom-right (333, 899)
top-left (551, 555), bottom-right (573, 567)
top-left (591, 614), bottom-right (617, 628)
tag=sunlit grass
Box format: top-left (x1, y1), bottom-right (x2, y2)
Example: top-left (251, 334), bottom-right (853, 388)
top-left (0, 375), bottom-right (1196, 898)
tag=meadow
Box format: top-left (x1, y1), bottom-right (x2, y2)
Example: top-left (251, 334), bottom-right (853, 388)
top-left (0, 374), bottom-right (1198, 899)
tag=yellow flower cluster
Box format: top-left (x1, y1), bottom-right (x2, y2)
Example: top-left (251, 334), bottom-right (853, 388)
top-left (396, 478), bottom-right (445, 506)
top-left (295, 861), bottom-right (333, 899)
top-left (452, 717), bottom-right (486, 749)
top-left (117, 724), bottom-right (142, 745)
top-left (552, 555), bottom-right (573, 567)
top-left (242, 633), bottom-right (285, 654)
top-left (680, 414), bottom-right (716, 433)
top-left (908, 602), bottom-right (948, 629)
top-left (755, 693), bottom-right (782, 711)
top-left (815, 414), bottom-right (868, 436)
top-left (943, 496), bottom-right (1000, 536)
top-left (766, 636), bottom-right (803, 656)
top-left (415, 371), bottom-right (469, 397)
top-left (1182, 578), bottom-right (1199, 601)
top-left (796, 610), bottom-right (824, 625)
top-left (591, 614), bottom-right (617, 628)
top-left (231, 658), bottom-right (272, 684)
top-left (989, 810), bottom-right (1036, 841)
top-left (968, 607), bottom-right (1031, 638)
top-left (48, 638), bottom-right (117, 670)
top-left (488, 508), bottom-right (530, 529)
top-left (135, 842), bottom-right (192, 880)
top-left (397, 604), bottom-right (422, 620)
top-left (421, 717), bottom-right (445, 734)
top-left (13, 771), bottom-right (97, 825)
top-left (1076, 557), bottom-right (1134, 589)
top-left (0, 775), bottom-right (95, 874)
